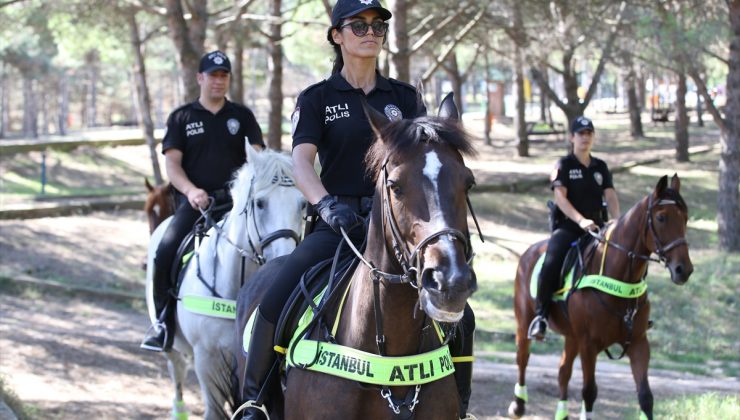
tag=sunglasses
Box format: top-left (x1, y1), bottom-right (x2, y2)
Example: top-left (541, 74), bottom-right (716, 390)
top-left (339, 20), bottom-right (389, 37)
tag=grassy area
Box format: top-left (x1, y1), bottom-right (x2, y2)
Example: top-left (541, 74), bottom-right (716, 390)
top-left (653, 393), bottom-right (740, 419)
top-left (469, 146), bottom-right (739, 377)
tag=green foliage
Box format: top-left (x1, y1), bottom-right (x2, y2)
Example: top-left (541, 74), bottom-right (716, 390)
top-left (653, 393), bottom-right (740, 419)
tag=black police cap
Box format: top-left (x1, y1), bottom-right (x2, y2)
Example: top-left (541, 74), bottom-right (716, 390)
top-left (331, 0), bottom-right (392, 27)
top-left (199, 50), bottom-right (231, 74)
top-left (571, 116), bottom-right (595, 134)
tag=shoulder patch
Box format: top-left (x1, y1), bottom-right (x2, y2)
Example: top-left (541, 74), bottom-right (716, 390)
top-left (299, 79), bottom-right (328, 97)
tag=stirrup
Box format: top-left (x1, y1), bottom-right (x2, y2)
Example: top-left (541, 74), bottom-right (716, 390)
top-left (461, 413), bottom-right (479, 420)
top-left (527, 315), bottom-right (548, 340)
top-left (139, 322), bottom-right (168, 352)
top-left (230, 400), bottom-right (270, 420)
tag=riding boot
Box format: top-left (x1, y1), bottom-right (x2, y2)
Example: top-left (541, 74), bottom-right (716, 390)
top-left (241, 307), bottom-right (277, 420)
top-left (451, 305), bottom-right (475, 419)
top-left (140, 262), bottom-right (173, 352)
top-left (528, 272), bottom-right (553, 340)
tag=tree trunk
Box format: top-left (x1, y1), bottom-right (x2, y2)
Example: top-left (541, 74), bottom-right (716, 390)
top-left (231, 34), bottom-right (245, 104)
top-left (58, 72), bottom-right (68, 135)
top-left (267, 0), bottom-right (284, 150)
top-left (22, 77), bottom-right (38, 138)
top-left (539, 62), bottom-right (549, 122)
top-left (387, 0), bottom-right (410, 82)
top-left (87, 65), bottom-right (98, 127)
top-left (625, 67), bottom-right (644, 138)
top-left (129, 11), bottom-right (164, 185)
top-left (696, 94), bottom-right (704, 127)
top-left (0, 64), bottom-right (7, 138)
top-left (718, 0), bottom-right (740, 251)
top-left (674, 71), bottom-right (690, 162)
top-left (483, 49), bottom-right (492, 146)
top-left (514, 43), bottom-right (528, 157)
top-left (165, 0), bottom-right (208, 103)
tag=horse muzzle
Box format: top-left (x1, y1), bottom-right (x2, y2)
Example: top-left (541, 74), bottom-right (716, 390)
top-left (668, 258), bottom-right (693, 285)
top-left (418, 263), bottom-right (477, 322)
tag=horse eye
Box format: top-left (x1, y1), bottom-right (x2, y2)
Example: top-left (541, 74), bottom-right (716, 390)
top-left (256, 199), bottom-right (265, 210)
top-left (656, 213), bottom-right (666, 223)
top-left (387, 179), bottom-right (402, 195)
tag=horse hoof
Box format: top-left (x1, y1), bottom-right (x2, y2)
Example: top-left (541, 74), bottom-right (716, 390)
top-left (507, 400), bottom-right (525, 418)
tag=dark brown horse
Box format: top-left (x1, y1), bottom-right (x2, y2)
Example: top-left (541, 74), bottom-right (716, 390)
top-left (233, 94), bottom-right (478, 419)
top-left (508, 174), bottom-right (692, 420)
top-left (144, 178), bottom-right (174, 235)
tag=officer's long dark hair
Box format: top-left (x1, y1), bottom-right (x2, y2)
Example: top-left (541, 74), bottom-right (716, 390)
top-left (326, 23), bottom-right (386, 75)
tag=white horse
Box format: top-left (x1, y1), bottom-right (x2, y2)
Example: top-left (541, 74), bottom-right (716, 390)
top-left (145, 145), bottom-right (305, 419)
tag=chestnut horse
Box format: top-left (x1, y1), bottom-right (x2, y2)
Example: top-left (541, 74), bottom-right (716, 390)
top-left (508, 174), bottom-right (692, 420)
top-left (144, 178), bottom-right (174, 235)
top-left (233, 94), bottom-right (478, 419)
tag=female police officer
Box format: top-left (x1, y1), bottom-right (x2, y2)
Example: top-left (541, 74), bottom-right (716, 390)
top-left (528, 116), bottom-right (621, 340)
top-left (239, 1), bottom-right (475, 419)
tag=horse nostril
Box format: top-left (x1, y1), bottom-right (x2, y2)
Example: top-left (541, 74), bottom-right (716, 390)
top-left (421, 268), bottom-right (443, 292)
top-left (674, 264), bottom-right (684, 275)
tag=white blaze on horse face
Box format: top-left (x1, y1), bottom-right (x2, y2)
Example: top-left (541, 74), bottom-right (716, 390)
top-left (422, 150), bottom-right (459, 260)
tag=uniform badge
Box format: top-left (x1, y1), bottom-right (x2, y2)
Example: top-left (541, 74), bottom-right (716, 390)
top-left (227, 118), bottom-right (240, 135)
top-left (594, 172), bottom-right (603, 186)
top-left (384, 104), bottom-right (402, 121)
top-left (291, 107), bottom-right (300, 136)
top-left (359, 0), bottom-right (373, 4)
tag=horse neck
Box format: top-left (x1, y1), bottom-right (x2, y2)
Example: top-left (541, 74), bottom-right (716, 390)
top-left (336, 221), bottom-right (430, 356)
top-left (597, 197), bottom-right (651, 282)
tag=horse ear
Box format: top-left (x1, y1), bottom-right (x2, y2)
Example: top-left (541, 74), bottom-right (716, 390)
top-left (670, 173), bottom-right (681, 191)
top-left (654, 175), bottom-right (668, 196)
top-left (438, 92), bottom-right (459, 120)
top-left (361, 97), bottom-right (390, 137)
top-left (245, 139), bottom-right (259, 163)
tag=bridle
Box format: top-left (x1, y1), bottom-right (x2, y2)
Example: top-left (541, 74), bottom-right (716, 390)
top-left (194, 175), bottom-right (301, 297)
top-left (589, 194), bottom-right (688, 267)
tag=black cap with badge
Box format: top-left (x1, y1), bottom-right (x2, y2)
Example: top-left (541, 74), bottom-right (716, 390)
top-left (199, 50), bottom-right (231, 74)
top-left (570, 116), bottom-right (595, 134)
top-left (331, 0), bottom-right (392, 27)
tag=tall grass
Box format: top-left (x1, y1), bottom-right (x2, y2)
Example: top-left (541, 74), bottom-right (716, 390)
top-left (653, 393), bottom-right (740, 419)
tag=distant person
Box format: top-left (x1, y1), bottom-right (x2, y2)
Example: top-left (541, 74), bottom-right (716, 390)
top-left (528, 116), bottom-right (621, 340)
top-left (236, 0), bottom-right (475, 419)
top-left (140, 50), bottom-right (265, 352)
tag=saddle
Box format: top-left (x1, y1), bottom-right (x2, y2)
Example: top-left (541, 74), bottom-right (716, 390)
top-left (530, 233), bottom-right (597, 301)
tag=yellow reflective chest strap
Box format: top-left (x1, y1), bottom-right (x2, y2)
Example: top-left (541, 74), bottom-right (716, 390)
top-left (288, 339), bottom-right (456, 386)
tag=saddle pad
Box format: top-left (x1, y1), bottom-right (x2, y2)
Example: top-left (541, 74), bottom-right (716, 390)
top-left (529, 253), bottom-right (574, 301)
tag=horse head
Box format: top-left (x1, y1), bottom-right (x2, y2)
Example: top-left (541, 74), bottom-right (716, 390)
top-left (229, 145), bottom-right (306, 263)
top-left (364, 93), bottom-right (477, 323)
top-left (646, 174), bottom-right (693, 285)
top-left (144, 178), bottom-right (174, 235)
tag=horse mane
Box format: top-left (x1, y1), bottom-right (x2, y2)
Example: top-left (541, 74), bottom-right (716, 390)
top-left (229, 149), bottom-right (294, 212)
top-left (364, 116), bottom-right (477, 181)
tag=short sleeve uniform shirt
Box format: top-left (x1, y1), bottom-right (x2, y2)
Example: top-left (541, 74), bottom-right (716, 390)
top-left (291, 72), bottom-right (426, 197)
top-left (550, 154), bottom-right (614, 227)
top-left (162, 99), bottom-right (265, 192)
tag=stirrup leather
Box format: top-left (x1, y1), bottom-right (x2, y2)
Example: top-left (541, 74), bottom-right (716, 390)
top-left (527, 315), bottom-right (548, 340)
top-left (230, 400), bottom-right (270, 420)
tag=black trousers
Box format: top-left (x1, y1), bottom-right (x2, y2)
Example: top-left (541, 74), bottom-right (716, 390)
top-left (152, 195), bottom-right (230, 315)
top-left (260, 219), bottom-right (364, 323)
top-left (537, 226), bottom-right (582, 315)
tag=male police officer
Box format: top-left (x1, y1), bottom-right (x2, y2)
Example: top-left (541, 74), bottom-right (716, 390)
top-left (141, 50), bottom-right (265, 352)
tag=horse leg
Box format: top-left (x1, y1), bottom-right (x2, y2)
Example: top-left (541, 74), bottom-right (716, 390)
top-left (193, 346), bottom-right (232, 420)
top-left (554, 336), bottom-right (578, 420)
top-left (165, 351), bottom-right (190, 420)
top-left (507, 321), bottom-right (531, 418)
top-left (577, 345), bottom-right (598, 420)
top-left (627, 336), bottom-right (653, 420)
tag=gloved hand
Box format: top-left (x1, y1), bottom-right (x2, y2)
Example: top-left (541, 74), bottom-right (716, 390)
top-left (315, 195), bottom-right (361, 234)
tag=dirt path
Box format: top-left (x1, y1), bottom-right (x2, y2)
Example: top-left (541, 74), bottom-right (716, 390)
top-left (1, 211), bottom-right (737, 419)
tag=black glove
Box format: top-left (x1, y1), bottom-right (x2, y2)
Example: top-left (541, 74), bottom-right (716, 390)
top-left (315, 195), bottom-right (361, 234)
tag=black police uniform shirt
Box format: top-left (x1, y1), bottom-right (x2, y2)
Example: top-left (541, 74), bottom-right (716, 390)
top-left (291, 72), bottom-right (426, 197)
top-left (162, 99), bottom-right (265, 193)
top-left (550, 153), bottom-right (614, 228)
